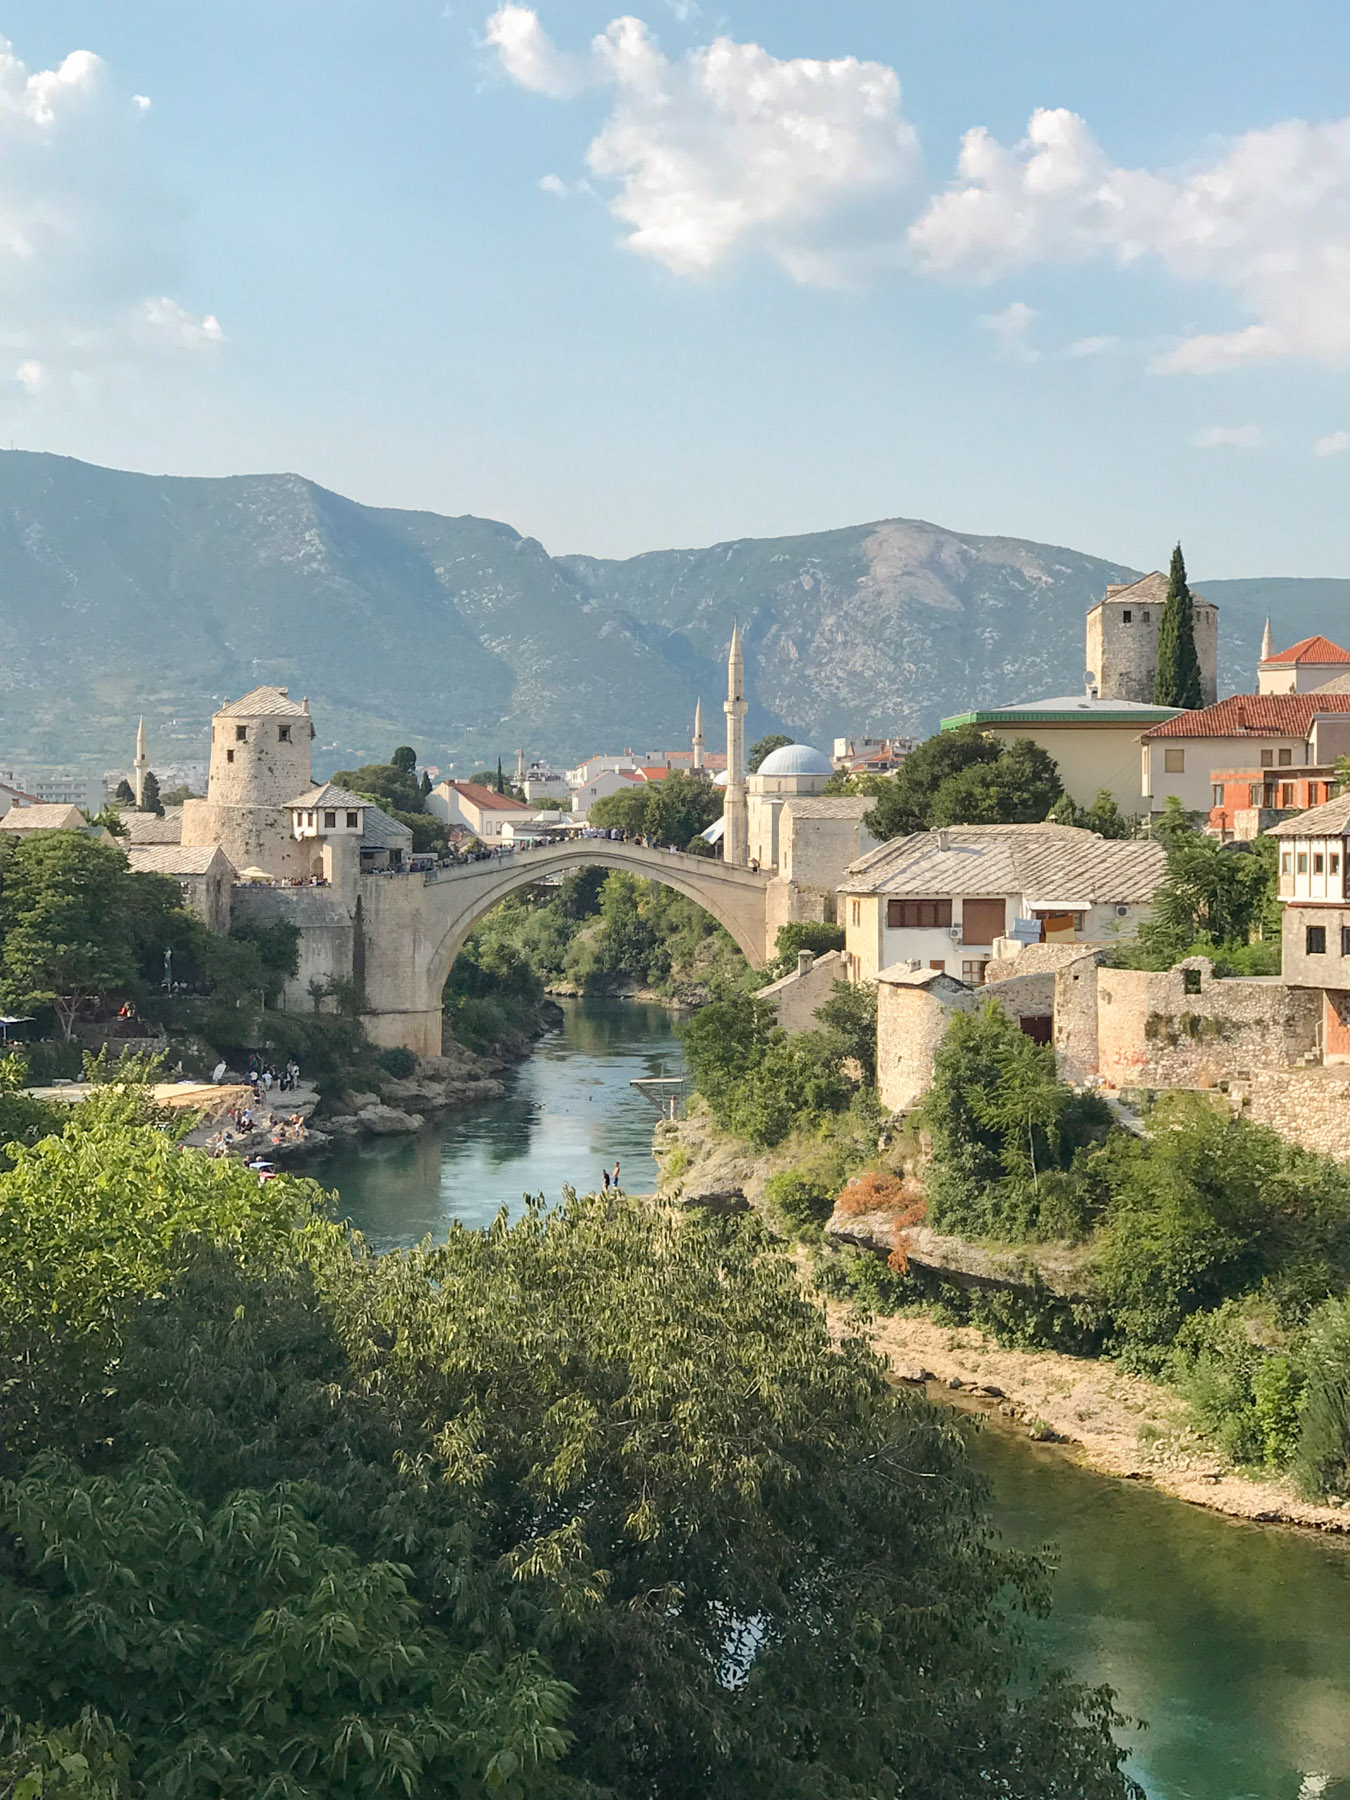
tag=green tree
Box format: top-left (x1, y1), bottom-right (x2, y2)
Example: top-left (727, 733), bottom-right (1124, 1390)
top-left (641, 769), bottom-right (723, 847)
top-left (1048, 789), bottom-right (1135, 838)
top-left (587, 784), bottom-right (651, 835)
top-left (863, 725), bottom-right (1003, 840)
top-left (114, 778), bottom-right (135, 805)
top-left (420, 768), bottom-right (433, 796)
top-left (1133, 833), bottom-right (1273, 964)
top-left (748, 732), bottom-right (793, 773)
top-left (137, 770), bottom-right (163, 816)
top-left (815, 977), bottom-right (877, 1086)
top-left (0, 834), bottom-right (139, 1040)
top-left (330, 760), bottom-right (424, 814)
top-left (926, 737), bottom-right (1063, 827)
top-left (1154, 543), bottom-right (1203, 709)
top-left (391, 744), bottom-right (418, 775)
top-left (495, 755), bottom-right (506, 794)
top-left (765, 920), bottom-right (845, 978)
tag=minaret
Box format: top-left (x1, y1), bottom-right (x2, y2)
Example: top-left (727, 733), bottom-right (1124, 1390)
top-left (692, 699), bottom-right (705, 773)
top-left (1260, 618), bottom-right (1274, 664)
top-left (133, 716), bottom-right (150, 808)
top-left (516, 747), bottom-right (526, 784)
top-left (723, 625), bottom-right (748, 866)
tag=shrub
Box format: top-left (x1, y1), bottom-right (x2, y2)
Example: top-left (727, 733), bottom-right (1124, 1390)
top-left (377, 1045), bottom-right (418, 1080)
top-left (763, 1168), bottom-right (837, 1237)
top-left (1292, 1296), bottom-right (1350, 1499)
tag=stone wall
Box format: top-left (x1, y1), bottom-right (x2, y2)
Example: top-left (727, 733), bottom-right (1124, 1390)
top-left (1094, 960), bottom-right (1320, 1088)
top-left (764, 875), bottom-right (833, 949)
top-left (876, 968), bottom-right (1054, 1112)
top-left (230, 883), bottom-right (358, 1017)
top-left (1229, 1068), bottom-right (1350, 1159)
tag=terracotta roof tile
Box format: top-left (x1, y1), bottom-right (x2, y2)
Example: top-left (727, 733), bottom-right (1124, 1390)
top-left (1263, 634), bottom-right (1350, 665)
top-left (1143, 694), bottom-right (1350, 739)
top-left (443, 781), bottom-right (533, 812)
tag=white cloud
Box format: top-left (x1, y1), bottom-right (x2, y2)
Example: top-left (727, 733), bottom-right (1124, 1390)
top-left (979, 299), bottom-right (1038, 362)
top-left (911, 109), bottom-right (1350, 372)
top-left (1065, 334), bottom-right (1118, 358)
top-left (484, 7), bottom-right (919, 281)
top-left (0, 30), bottom-right (221, 382)
top-left (1191, 424), bottom-right (1263, 450)
top-left (537, 172), bottom-right (568, 197)
top-left (1315, 430), bottom-right (1350, 457)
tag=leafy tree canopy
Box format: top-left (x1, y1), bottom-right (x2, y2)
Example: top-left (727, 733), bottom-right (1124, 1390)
top-left (864, 726), bottom-right (1064, 840)
top-left (137, 770), bottom-right (163, 816)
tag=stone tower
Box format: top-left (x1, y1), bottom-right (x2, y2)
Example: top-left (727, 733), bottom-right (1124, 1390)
top-left (723, 625), bottom-right (748, 866)
top-left (180, 685), bottom-right (316, 879)
top-left (1084, 572), bottom-right (1218, 707)
top-left (692, 699), bottom-right (705, 773)
top-left (133, 716), bottom-right (150, 808)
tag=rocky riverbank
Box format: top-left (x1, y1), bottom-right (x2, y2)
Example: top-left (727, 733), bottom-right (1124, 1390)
top-left (654, 1108), bottom-right (1350, 1534)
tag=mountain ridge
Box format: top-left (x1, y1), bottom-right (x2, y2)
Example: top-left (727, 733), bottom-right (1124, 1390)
top-left (0, 449), bottom-right (1343, 776)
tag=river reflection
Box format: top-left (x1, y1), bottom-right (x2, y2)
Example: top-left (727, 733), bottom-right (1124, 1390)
top-left (314, 997), bottom-right (1350, 1796)
top-left (321, 998), bottom-right (685, 1250)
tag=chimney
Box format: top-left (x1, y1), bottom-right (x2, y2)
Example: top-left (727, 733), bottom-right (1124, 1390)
top-left (1237, 704), bottom-right (1248, 730)
top-left (797, 950), bottom-right (815, 977)
top-left (936, 828), bottom-right (950, 851)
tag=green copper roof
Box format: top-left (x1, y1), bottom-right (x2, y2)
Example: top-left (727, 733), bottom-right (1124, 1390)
top-left (941, 698), bottom-right (1181, 730)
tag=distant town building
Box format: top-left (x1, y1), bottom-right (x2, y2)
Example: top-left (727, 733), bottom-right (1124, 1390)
top-left (0, 778), bottom-right (40, 821)
top-left (939, 696), bottom-right (1178, 815)
top-left (1085, 571), bottom-right (1218, 706)
top-left (0, 767), bottom-right (101, 813)
top-left (830, 735), bottom-right (915, 773)
top-left (0, 803), bottom-right (89, 835)
top-left (428, 779), bottom-right (536, 841)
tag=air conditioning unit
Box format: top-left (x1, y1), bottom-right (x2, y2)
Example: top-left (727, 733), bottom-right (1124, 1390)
top-left (948, 925), bottom-right (963, 940)
top-left (1115, 904), bottom-right (1130, 917)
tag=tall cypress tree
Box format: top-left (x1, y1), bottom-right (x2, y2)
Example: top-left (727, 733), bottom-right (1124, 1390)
top-left (1153, 542), bottom-right (1203, 708)
top-left (495, 756), bottom-right (505, 795)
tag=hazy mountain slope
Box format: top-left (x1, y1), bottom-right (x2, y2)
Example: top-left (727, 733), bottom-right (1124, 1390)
top-left (0, 450), bottom-right (1344, 775)
top-left (561, 520), bottom-right (1143, 745)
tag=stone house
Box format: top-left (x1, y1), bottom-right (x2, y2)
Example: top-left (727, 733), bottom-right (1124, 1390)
top-left (838, 824), bottom-right (1165, 989)
top-left (125, 844), bottom-right (235, 934)
top-left (874, 962), bottom-right (1061, 1112)
top-left (1256, 634), bottom-right (1350, 694)
top-left (758, 949), bottom-right (848, 1035)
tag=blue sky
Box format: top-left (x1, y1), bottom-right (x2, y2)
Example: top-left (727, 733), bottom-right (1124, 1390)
top-left (4, 1), bottom-right (1350, 574)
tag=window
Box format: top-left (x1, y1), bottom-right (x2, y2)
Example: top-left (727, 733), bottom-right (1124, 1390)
top-left (324, 810), bottom-right (336, 829)
top-left (226, 749), bottom-right (234, 764)
top-left (279, 725), bottom-right (291, 743)
top-left (1282, 784), bottom-right (1296, 808)
top-left (850, 900), bottom-right (860, 926)
top-left (887, 898), bottom-right (952, 929)
top-left (1122, 610), bottom-right (1133, 623)
top-left (346, 810), bottom-right (358, 828)
top-left (1315, 853), bottom-right (1325, 874)
top-left (1164, 748), bottom-right (1185, 773)
top-left (1299, 853), bottom-right (1309, 873)
top-left (929, 960), bottom-right (945, 971)
top-left (962, 960), bottom-right (987, 986)
top-left (235, 725), bottom-right (247, 742)
top-left (1333, 854), bottom-right (1342, 875)
top-left (1307, 925), bottom-right (1327, 955)
top-left (1342, 927), bottom-right (1350, 957)
top-left (1260, 749), bottom-right (1274, 768)
top-left (1142, 610), bottom-right (1151, 623)
top-left (1282, 852), bottom-right (1292, 873)
top-left (1212, 783), bottom-right (1224, 806)
top-left (1278, 747), bottom-right (1293, 766)
top-left (1248, 783), bottom-right (1262, 807)
top-left (1183, 968), bottom-right (1202, 995)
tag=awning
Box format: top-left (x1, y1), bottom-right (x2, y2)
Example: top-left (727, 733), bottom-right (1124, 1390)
top-left (701, 817), bottom-right (725, 845)
top-left (1025, 899), bottom-right (1092, 913)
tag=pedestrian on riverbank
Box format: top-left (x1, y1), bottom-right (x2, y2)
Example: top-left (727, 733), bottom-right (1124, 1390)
top-left (602, 1168), bottom-right (611, 1192)
top-left (612, 1161), bottom-right (621, 1191)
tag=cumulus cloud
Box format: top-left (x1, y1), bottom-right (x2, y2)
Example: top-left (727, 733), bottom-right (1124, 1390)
top-left (979, 300), bottom-right (1038, 362)
top-left (0, 30), bottom-right (220, 383)
top-left (537, 172), bottom-right (568, 197)
top-left (1065, 334), bottom-right (1118, 358)
top-left (1191, 424), bottom-right (1263, 450)
top-left (1315, 430), bottom-right (1350, 457)
top-left (484, 6), bottom-right (919, 281)
top-left (911, 108), bottom-right (1350, 372)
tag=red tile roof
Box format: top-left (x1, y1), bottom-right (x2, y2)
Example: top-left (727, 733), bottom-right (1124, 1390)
top-left (444, 781), bottom-right (531, 811)
top-left (1263, 634), bottom-right (1350, 665)
top-left (1143, 693), bottom-right (1350, 739)
top-left (636, 767), bottom-right (672, 781)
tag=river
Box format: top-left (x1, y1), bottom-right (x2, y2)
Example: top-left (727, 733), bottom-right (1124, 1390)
top-left (321, 996), bottom-right (1350, 1799)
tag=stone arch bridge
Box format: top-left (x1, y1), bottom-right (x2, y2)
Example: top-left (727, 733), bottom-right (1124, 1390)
top-left (355, 842), bottom-right (773, 1053)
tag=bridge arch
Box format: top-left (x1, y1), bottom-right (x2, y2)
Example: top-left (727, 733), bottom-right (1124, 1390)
top-left (420, 842), bottom-right (770, 1006)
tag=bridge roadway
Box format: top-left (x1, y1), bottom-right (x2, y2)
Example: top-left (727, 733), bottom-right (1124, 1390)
top-left (356, 838), bottom-right (773, 1054)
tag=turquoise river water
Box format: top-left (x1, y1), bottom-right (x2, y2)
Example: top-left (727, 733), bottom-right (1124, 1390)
top-left (320, 997), bottom-right (1350, 1799)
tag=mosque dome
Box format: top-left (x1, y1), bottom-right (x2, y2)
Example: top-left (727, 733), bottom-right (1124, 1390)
top-left (713, 768), bottom-right (730, 787)
top-left (756, 742), bottom-right (833, 778)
